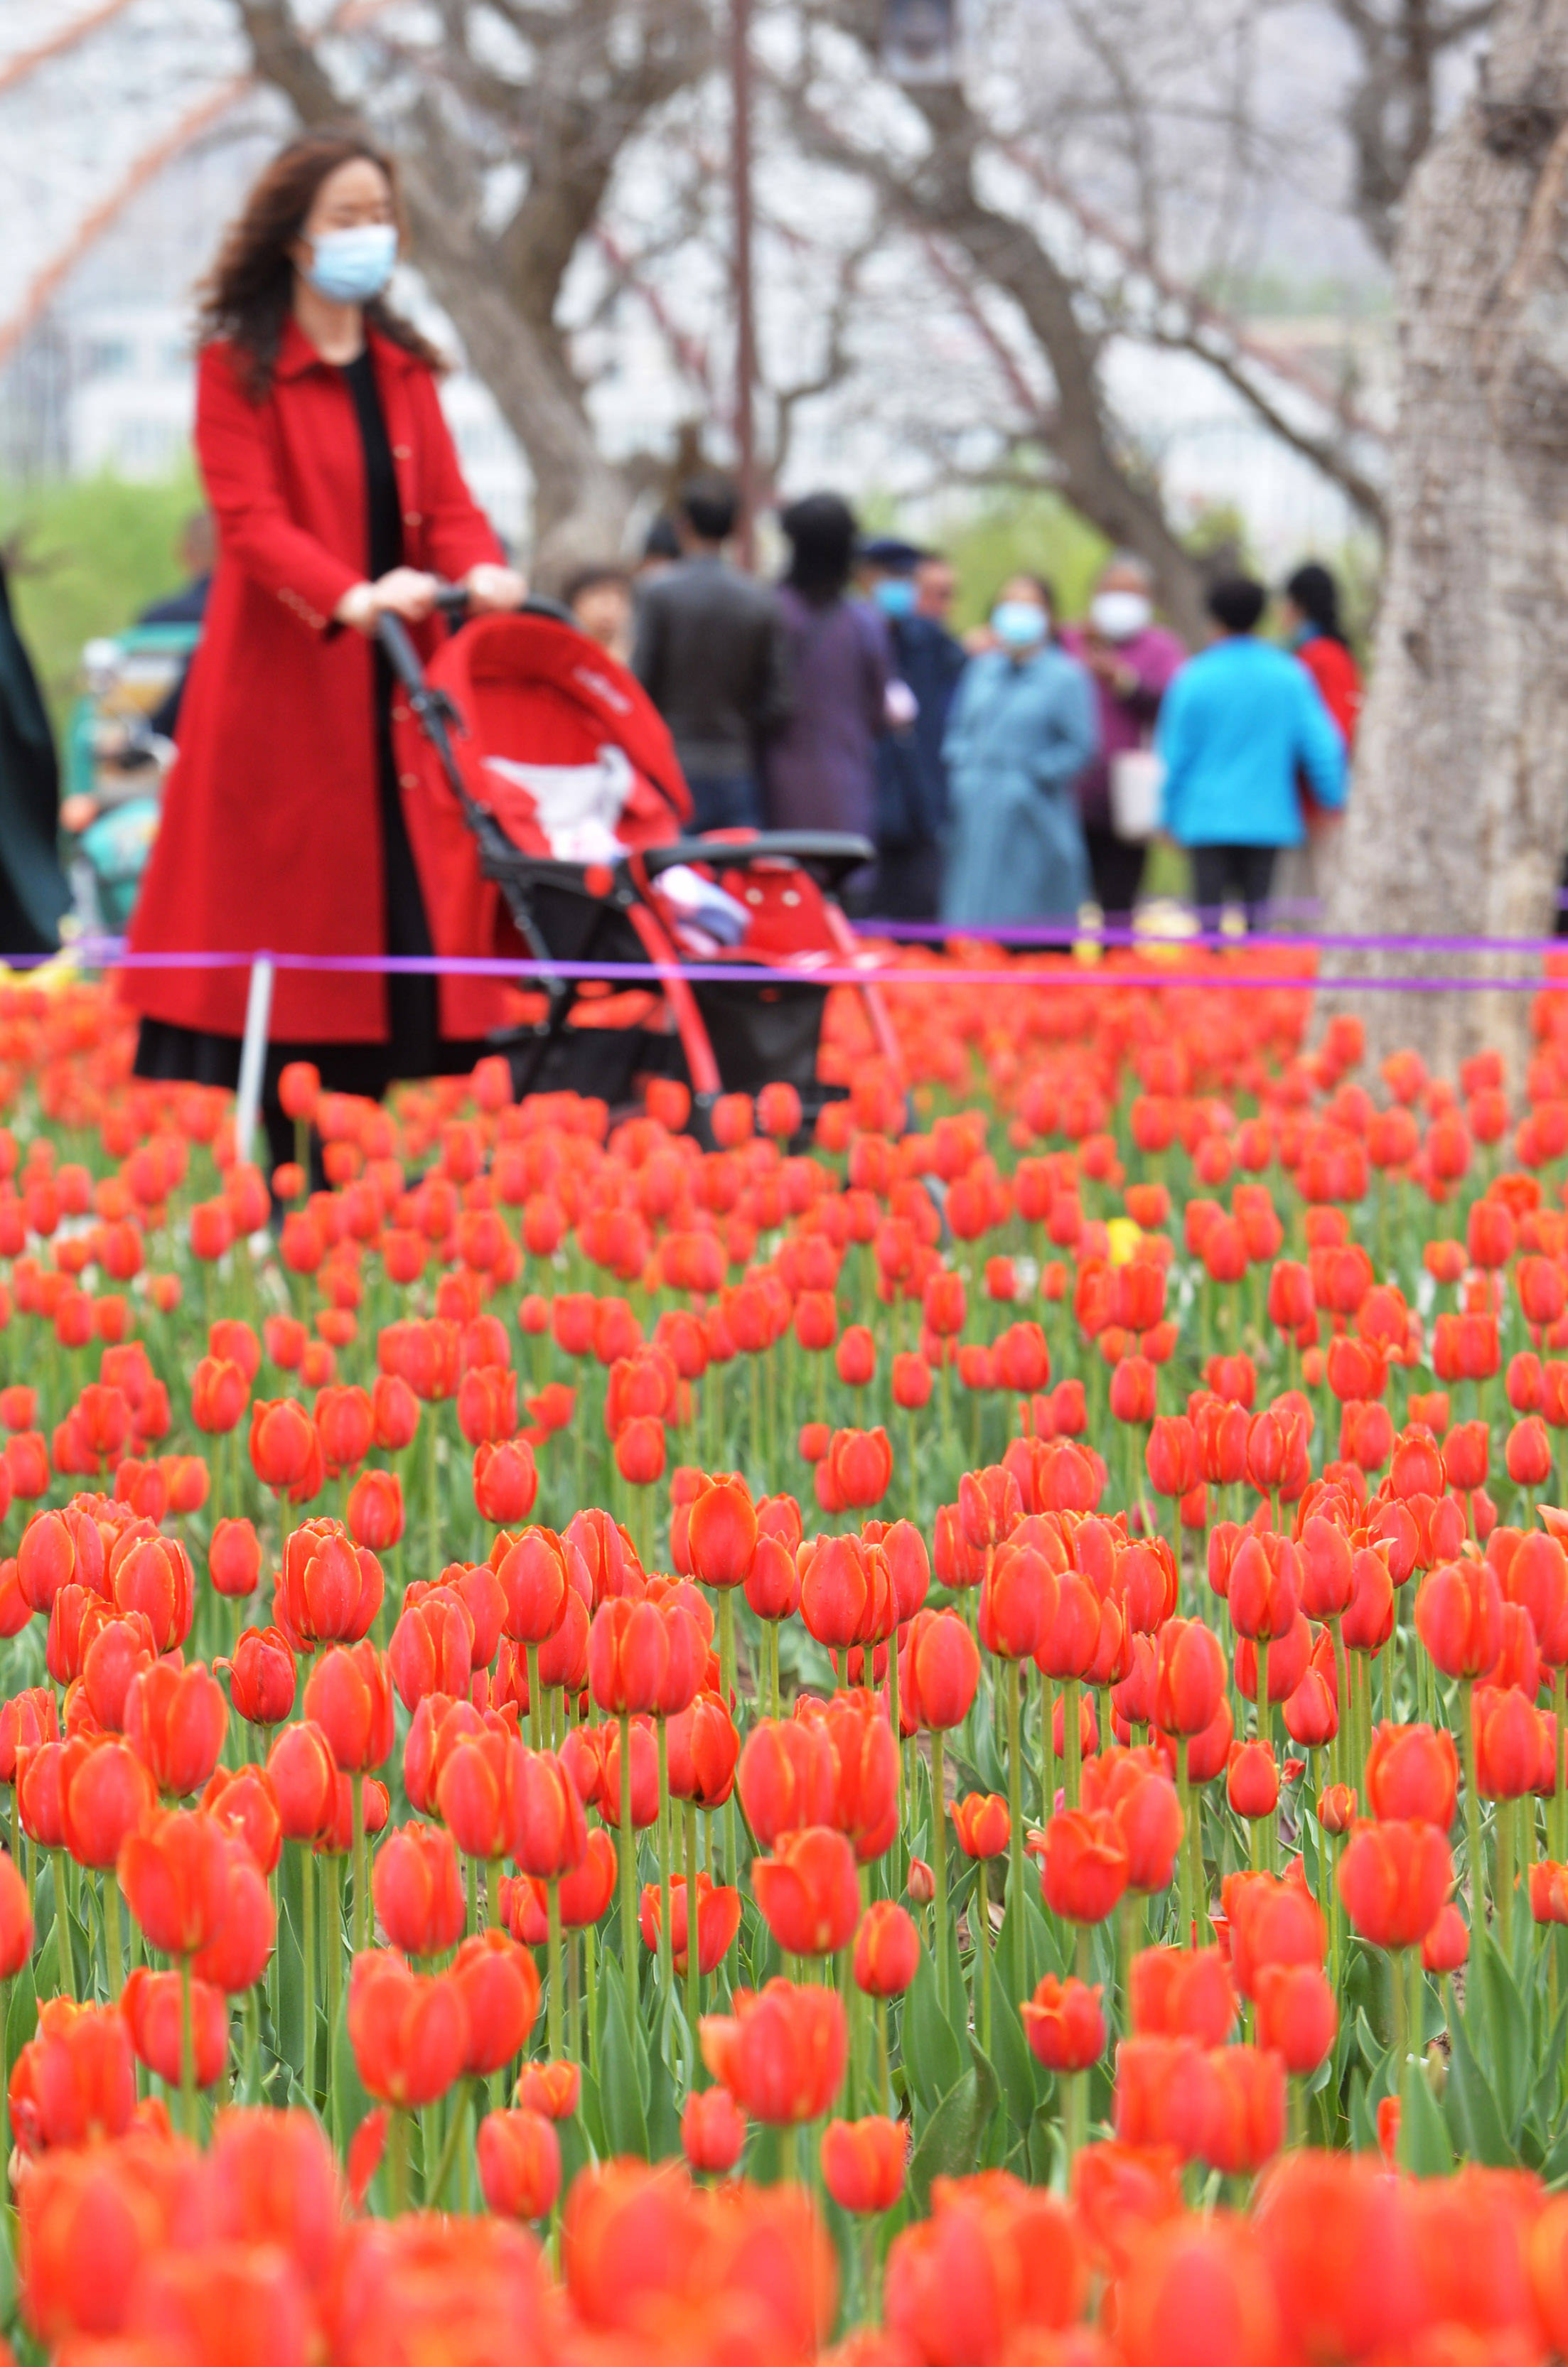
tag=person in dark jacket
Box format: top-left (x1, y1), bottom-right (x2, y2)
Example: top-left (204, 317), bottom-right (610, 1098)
top-left (762, 494), bottom-right (890, 855)
top-left (0, 558), bottom-right (70, 957)
top-left (860, 536), bottom-right (965, 918)
top-left (630, 474), bottom-right (791, 832)
top-left (139, 510), bottom-right (215, 629)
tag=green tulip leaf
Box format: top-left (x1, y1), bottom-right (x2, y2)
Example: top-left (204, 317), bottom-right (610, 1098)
top-left (904, 1945), bottom-right (963, 2115)
top-left (1441, 1975), bottom-right (1515, 2167)
top-left (600, 1980), bottom-right (650, 2159)
top-left (1399, 2055), bottom-right (1454, 2179)
top-left (908, 2042), bottom-right (1001, 2209)
top-left (987, 1975), bottom-right (1043, 2136)
top-left (1473, 1928), bottom-right (1530, 2142)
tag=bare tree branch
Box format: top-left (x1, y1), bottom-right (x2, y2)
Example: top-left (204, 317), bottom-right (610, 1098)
top-left (1326, 0), bottom-right (1495, 254)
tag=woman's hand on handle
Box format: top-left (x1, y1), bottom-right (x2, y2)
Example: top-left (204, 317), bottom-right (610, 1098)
top-left (333, 581), bottom-right (380, 634)
top-left (333, 571), bottom-right (441, 633)
top-left (463, 562), bottom-right (528, 613)
top-left (372, 568), bottom-right (442, 622)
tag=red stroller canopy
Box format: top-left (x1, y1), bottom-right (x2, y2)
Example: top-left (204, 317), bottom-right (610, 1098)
top-left (394, 611), bottom-right (693, 988)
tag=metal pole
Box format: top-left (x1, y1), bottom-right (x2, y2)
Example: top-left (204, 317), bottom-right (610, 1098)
top-left (234, 955), bottom-right (274, 1171)
top-left (730, 0), bottom-right (759, 570)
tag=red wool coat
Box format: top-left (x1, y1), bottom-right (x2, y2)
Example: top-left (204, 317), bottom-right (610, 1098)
top-left (124, 319), bottom-right (505, 1043)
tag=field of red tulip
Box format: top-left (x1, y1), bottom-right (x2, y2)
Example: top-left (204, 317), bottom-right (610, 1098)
top-left (10, 948), bottom-right (1568, 2363)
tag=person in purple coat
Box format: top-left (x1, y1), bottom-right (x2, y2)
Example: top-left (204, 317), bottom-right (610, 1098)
top-left (761, 495), bottom-right (891, 866)
top-left (1060, 553), bottom-right (1186, 916)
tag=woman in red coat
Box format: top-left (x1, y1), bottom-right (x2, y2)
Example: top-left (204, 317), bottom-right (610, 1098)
top-left (127, 132), bottom-right (525, 1166)
top-left (1273, 560), bottom-right (1362, 925)
top-left (1282, 562), bottom-right (1362, 750)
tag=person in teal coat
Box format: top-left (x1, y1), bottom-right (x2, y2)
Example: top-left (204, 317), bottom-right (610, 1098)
top-left (940, 576), bottom-right (1098, 928)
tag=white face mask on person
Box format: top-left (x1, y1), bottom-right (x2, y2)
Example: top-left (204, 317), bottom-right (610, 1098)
top-left (1089, 589), bottom-right (1153, 641)
top-left (991, 600), bottom-right (1049, 651)
top-left (303, 222), bottom-right (398, 304)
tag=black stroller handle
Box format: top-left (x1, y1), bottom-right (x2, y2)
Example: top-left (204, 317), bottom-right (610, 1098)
top-left (376, 586), bottom-right (570, 685)
top-left (375, 611), bottom-right (432, 699)
top-left (428, 580), bottom-right (576, 628)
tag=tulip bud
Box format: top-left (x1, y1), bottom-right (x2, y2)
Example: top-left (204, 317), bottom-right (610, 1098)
top-left (478, 2108), bottom-right (560, 2221)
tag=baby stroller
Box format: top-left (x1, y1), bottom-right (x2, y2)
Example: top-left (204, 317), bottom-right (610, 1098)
top-left (383, 593), bottom-right (901, 1133)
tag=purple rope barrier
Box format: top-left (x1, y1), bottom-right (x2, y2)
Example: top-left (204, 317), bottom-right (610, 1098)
top-left (6, 940), bottom-right (1568, 993)
top-left (861, 916), bottom-right (1568, 955)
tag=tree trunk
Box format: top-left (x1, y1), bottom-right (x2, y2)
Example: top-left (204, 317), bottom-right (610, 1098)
top-left (1323, 4), bottom-right (1568, 1080)
top-left (385, 176), bottom-right (633, 587)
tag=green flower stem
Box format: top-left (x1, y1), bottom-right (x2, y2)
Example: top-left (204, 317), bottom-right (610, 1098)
top-left (527, 1644), bottom-right (542, 1754)
top-left (1554, 1668), bottom-right (1566, 1862)
top-left (656, 1717), bottom-right (674, 1998)
top-left (324, 1855), bottom-right (342, 2088)
top-left (1460, 1678), bottom-right (1485, 1936)
top-left (840, 1943), bottom-right (859, 2117)
top-left (426, 1410), bottom-right (440, 1587)
top-left (584, 1919), bottom-right (598, 2081)
top-left (1498, 1793), bottom-right (1515, 1963)
top-left (301, 1842), bottom-right (316, 2110)
top-left (719, 1592), bottom-right (739, 1895)
top-left (104, 1879), bottom-right (124, 2002)
top-left (1063, 1679), bottom-right (1081, 1809)
top-left (389, 2105), bottom-right (409, 2214)
top-left (179, 1950), bottom-right (196, 2140)
top-left (1176, 1740), bottom-right (1193, 1948)
top-left (1063, 2066), bottom-right (1085, 2164)
top-left (547, 1877), bottom-right (564, 2061)
top-left (50, 1850), bottom-right (72, 2000)
top-left (887, 1636), bottom-right (901, 1824)
top-left (1330, 1619), bottom-right (1349, 1791)
top-left (352, 1774), bottom-right (367, 1951)
top-left (241, 1987), bottom-right (259, 2097)
top-left (1038, 1668), bottom-right (1055, 1825)
top-left (684, 1797), bottom-right (701, 2078)
top-left (1006, 1660), bottom-right (1026, 2000)
top-left (876, 1996), bottom-right (891, 2115)
top-left (931, 1729), bottom-right (950, 2017)
top-left (619, 1710), bottom-right (637, 2034)
top-left (1117, 1892), bottom-right (1138, 2033)
top-left (427, 2085), bottom-right (470, 2208)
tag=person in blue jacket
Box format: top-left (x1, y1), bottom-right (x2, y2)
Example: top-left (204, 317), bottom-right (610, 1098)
top-left (940, 575), bottom-right (1098, 930)
top-left (1156, 573), bottom-right (1346, 927)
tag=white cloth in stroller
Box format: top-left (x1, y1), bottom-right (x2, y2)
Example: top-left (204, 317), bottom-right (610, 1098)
top-left (483, 746), bottom-right (750, 945)
top-left (485, 746), bottom-right (635, 862)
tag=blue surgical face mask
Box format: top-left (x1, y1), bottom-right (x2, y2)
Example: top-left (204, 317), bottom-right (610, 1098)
top-left (873, 577), bottom-right (917, 618)
top-left (992, 599), bottom-right (1048, 651)
top-left (303, 222), bottom-right (398, 304)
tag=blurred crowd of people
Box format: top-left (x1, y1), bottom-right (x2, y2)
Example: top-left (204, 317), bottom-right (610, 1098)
top-left (564, 474), bottom-right (1362, 934)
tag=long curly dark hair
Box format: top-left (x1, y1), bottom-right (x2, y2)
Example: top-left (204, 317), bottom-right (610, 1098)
top-left (196, 130), bottom-right (446, 399)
